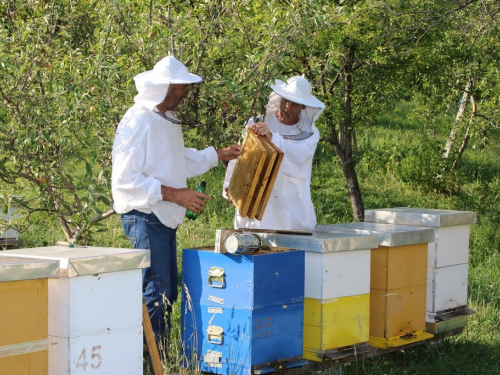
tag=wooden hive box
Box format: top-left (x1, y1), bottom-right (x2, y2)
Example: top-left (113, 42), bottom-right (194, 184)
top-left (0, 255), bottom-right (59, 375)
top-left (364, 208), bottom-right (477, 334)
top-left (227, 129), bottom-right (283, 220)
top-left (181, 247), bottom-right (305, 374)
top-left (0, 246), bottom-right (150, 375)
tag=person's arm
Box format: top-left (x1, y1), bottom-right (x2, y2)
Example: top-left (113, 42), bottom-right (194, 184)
top-left (180, 145), bottom-right (239, 211)
top-left (184, 145), bottom-right (240, 179)
top-left (160, 185), bottom-right (210, 213)
top-left (113, 116), bottom-right (209, 211)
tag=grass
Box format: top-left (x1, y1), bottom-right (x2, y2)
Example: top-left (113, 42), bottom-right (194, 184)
top-left (14, 100), bottom-right (500, 374)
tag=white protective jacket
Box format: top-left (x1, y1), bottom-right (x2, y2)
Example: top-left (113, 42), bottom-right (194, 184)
top-left (223, 112), bottom-right (320, 231)
top-left (112, 103), bottom-right (218, 229)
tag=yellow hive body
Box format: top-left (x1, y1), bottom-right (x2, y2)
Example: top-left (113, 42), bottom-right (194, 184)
top-left (303, 294), bottom-right (370, 361)
top-left (369, 243), bottom-right (433, 348)
top-left (0, 279), bottom-right (49, 375)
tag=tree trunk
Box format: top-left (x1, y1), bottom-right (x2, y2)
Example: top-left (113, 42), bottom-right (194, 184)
top-left (451, 95), bottom-right (476, 171)
top-left (443, 77), bottom-right (472, 158)
top-left (326, 45), bottom-right (365, 221)
top-left (338, 152), bottom-right (365, 221)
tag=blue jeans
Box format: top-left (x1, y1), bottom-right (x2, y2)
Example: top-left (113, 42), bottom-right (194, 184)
top-left (121, 210), bottom-right (178, 344)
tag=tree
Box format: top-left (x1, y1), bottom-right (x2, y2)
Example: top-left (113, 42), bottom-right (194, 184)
top-left (398, 0), bottom-right (500, 171)
top-left (1, 0), bottom-right (499, 241)
top-left (0, 1), bottom-right (144, 243)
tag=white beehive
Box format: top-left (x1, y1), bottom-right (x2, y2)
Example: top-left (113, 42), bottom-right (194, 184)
top-left (305, 248), bottom-right (371, 300)
top-left (0, 246), bottom-right (150, 374)
top-left (365, 207), bottom-right (477, 333)
top-left (235, 230), bottom-right (378, 361)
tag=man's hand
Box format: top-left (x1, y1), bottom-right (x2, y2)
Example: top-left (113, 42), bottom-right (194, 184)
top-left (216, 144), bottom-right (241, 161)
top-left (161, 186), bottom-right (210, 213)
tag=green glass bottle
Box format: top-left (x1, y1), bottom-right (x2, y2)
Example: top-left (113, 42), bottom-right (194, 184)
top-left (185, 181), bottom-right (207, 220)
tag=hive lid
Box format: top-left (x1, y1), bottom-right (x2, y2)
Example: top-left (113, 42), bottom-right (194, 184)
top-left (365, 207), bottom-right (477, 228)
top-left (316, 222), bottom-right (435, 247)
top-left (0, 246), bottom-right (150, 277)
top-left (215, 228), bottom-right (378, 253)
top-left (0, 255), bottom-right (59, 282)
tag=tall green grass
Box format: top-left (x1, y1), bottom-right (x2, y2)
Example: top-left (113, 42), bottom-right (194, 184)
top-left (16, 100), bottom-right (500, 374)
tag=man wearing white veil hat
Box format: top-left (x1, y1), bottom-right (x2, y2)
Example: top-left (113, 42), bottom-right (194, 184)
top-left (112, 55), bottom-right (240, 345)
top-left (223, 75), bottom-right (324, 231)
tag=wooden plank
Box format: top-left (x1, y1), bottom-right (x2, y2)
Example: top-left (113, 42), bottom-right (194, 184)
top-left (227, 130), bottom-right (268, 217)
top-left (142, 300), bottom-right (164, 375)
top-left (255, 135), bottom-right (284, 221)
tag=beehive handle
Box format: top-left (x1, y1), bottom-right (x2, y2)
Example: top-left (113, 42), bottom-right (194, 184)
top-left (207, 325), bottom-right (224, 345)
top-left (207, 267), bottom-right (225, 288)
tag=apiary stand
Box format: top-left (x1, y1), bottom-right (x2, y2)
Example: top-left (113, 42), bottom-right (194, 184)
top-left (0, 246), bottom-right (150, 374)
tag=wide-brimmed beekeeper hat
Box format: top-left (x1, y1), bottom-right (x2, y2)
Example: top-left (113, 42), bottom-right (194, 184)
top-left (269, 75), bottom-right (325, 109)
top-left (134, 55), bottom-right (203, 110)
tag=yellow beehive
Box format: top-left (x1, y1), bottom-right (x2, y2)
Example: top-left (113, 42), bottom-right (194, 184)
top-left (0, 256), bottom-right (59, 375)
top-left (303, 294), bottom-right (370, 361)
top-left (1, 246), bottom-right (150, 374)
top-left (365, 207), bottom-right (477, 334)
top-left (369, 243), bottom-right (434, 348)
top-left (316, 223), bottom-right (436, 349)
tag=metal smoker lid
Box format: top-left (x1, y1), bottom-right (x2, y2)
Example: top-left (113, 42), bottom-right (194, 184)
top-left (224, 235), bottom-right (241, 254)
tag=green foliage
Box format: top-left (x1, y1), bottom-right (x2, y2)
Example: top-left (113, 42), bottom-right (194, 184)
top-left (1, 1), bottom-right (499, 373)
top-left (396, 140), bottom-right (462, 195)
top-left (0, 0), bottom-right (139, 242)
top-left (2, 0), bottom-right (500, 238)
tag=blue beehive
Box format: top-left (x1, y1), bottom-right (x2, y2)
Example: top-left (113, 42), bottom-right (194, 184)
top-left (181, 248), bottom-right (305, 374)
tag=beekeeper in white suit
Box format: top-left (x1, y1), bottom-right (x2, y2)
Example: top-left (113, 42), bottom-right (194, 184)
top-left (112, 55), bottom-right (240, 346)
top-left (223, 75), bottom-right (324, 231)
